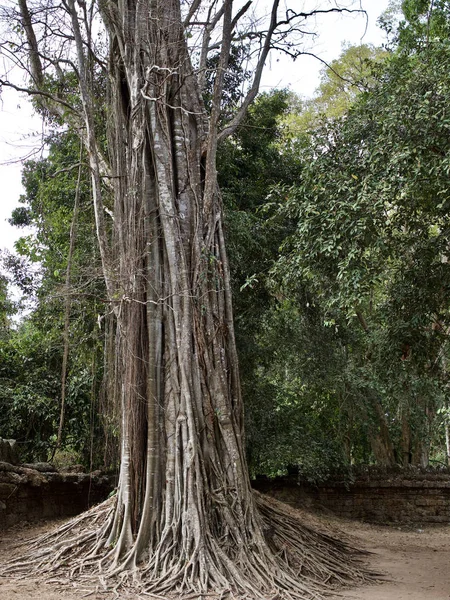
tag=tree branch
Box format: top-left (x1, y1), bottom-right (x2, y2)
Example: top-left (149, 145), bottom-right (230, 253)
top-left (183, 0), bottom-right (203, 28)
top-left (0, 78), bottom-right (79, 114)
top-left (218, 0), bottom-right (280, 142)
top-left (17, 0), bottom-right (44, 87)
top-left (231, 1), bottom-right (252, 31)
top-left (278, 7), bottom-right (366, 28)
top-left (198, 1), bottom-right (227, 93)
top-left (218, 3), bottom-right (366, 142)
top-left (356, 310), bottom-right (369, 333)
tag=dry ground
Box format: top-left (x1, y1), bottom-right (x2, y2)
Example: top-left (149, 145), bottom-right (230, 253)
top-left (330, 518), bottom-right (450, 600)
top-left (0, 507), bottom-right (449, 600)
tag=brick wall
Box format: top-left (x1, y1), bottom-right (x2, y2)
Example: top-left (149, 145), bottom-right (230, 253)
top-left (253, 470), bottom-right (450, 523)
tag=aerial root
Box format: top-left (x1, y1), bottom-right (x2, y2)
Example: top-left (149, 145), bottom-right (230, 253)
top-left (254, 492), bottom-right (376, 587)
top-left (0, 493), bottom-right (377, 599)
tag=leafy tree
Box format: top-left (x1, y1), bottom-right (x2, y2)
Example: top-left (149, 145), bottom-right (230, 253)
top-left (398, 0), bottom-right (450, 46)
top-left (281, 44), bottom-right (388, 141)
top-left (0, 321), bottom-right (63, 461)
top-left (0, 266), bottom-right (16, 337)
top-left (218, 91), bottom-right (306, 474)
top-left (230, 45), bottom-right (396, 477)
top-left (273, 28), bottom-right (450, 467)
top-left (1, 130), bottom-right (110, 466)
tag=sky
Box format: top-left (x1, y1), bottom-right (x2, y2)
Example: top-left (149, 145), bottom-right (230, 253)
top-left (0, 0), bottom-right (390, 255)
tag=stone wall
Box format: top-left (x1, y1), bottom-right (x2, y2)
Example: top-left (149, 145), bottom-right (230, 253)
top-left (3, 461), bottom-right (450, 528)
top-left (0, 439), bottom-right (19, 465)
top-left (253, 469), bottom-right (450, 524)
top-left (0, 462), bottom-right (114, 530)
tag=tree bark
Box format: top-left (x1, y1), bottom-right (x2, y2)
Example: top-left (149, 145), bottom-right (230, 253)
top-left (359, 394), bottom-right (396, 467)
top-left (446, 420), bottom-right (450, 466)
top-left (99, 1), bottom-right (265, 581)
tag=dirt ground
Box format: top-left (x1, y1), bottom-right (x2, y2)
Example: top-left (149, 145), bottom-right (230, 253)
top-left (0, 510), bottom-right (449, 600)
top-left (329, 518), bottom-right (450, 600)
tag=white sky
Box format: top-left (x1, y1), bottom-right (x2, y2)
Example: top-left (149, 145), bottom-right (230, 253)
top-left (0, 0), bottom-right (390, 254)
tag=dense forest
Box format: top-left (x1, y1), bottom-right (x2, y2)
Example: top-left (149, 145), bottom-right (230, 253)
top-left (1, 1), bottom-right (450, 478)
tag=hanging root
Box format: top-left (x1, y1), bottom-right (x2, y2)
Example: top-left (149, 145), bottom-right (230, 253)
top-left (0, 493), bottom-right (377, 600)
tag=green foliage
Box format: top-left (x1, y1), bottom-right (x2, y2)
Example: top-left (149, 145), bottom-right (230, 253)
top-left (0, 266), bottom-right (16, 337)
top-left (281, 45), bottom-right (388, 141)
top-left (244, 301), bottom-right (356, 480)
top-left (219, 91), bottom-right (359, 479)
top-left (0, 316), bottom-right (104, 463)
top-left (398, 0), bottom-right (450, 46)
top-left (0, 322), bottom-right (61, 461)
top-left (271, 33), bottom-right (450, 467)
top-left (218, 91), bottom-right (304, 475)
top-left (2, 130), bottom-right (110, 467)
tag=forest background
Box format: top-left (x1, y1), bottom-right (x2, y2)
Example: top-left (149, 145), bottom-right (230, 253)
top-left (1, 0), bottom-right (450, 481)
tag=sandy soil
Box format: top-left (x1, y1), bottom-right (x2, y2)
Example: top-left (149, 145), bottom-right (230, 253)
top-left (329, 519), bottom-right (450, 600)
top-left (1, 512), bottom-right (449, 600)
top-left (0, 519), bottom-right (96, 600)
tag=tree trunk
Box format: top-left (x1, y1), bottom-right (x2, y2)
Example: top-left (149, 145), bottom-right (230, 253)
top-left (55, 149), bottom-right (83, 454)
top-left (411, 401), bottom-right (433, 468)
top-left (362, 395), bottom-right (396, 467)
top-left (446, 420), bottom-right (450, 466)
top-left (400, 406), bottom-right (412, 466)
top-left (96, 1), bottom-right (275, 585)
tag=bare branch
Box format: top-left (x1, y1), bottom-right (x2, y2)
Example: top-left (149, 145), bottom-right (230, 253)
top-left (218, 0), bottom-right (280, 142)
top-left (198, 1), bottom-right (227, 93)
top-left (50, 162), bottom-right (83, 177)
top-left (17, 0), bottom-right (44, 87)
top-left (217, 3), bottom-right (366, 142)
top-left (277, 6), bottom-right (366, 28)
top-left (231, 1), bottom-right (252, 31)
top-left (183, 0), bottom-right (203, 27)
top-left (284, 50), bottom-right (369, 91)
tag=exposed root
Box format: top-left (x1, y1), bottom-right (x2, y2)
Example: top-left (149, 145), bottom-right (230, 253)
top-left (0, 492), bottom-right (377, 600)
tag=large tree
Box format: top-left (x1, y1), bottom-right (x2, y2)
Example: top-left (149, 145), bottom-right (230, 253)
top-left (0, 1), bottom-right (369, 597)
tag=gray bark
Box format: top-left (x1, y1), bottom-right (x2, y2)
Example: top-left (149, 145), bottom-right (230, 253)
top-left (93, 0), bottom-right (265, 585)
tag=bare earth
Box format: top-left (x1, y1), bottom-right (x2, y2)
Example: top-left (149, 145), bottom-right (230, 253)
top-left (330, 518), bottom-right (450, 600)
top-left (0, 510), bottom-right (449, 600)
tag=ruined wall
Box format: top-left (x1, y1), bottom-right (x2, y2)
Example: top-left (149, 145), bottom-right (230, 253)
top-left (0, 462), bottom-right (114, 529)
top-left (3, 460), bottom-right (450, 527)
top-left (253, 470), bottom-right (450, 524)
top-left (0, 439), bottom-right (19, 465)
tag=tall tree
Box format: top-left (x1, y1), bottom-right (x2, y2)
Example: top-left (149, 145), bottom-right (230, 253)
top-left (1, 1), bottom-right (369, 597)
